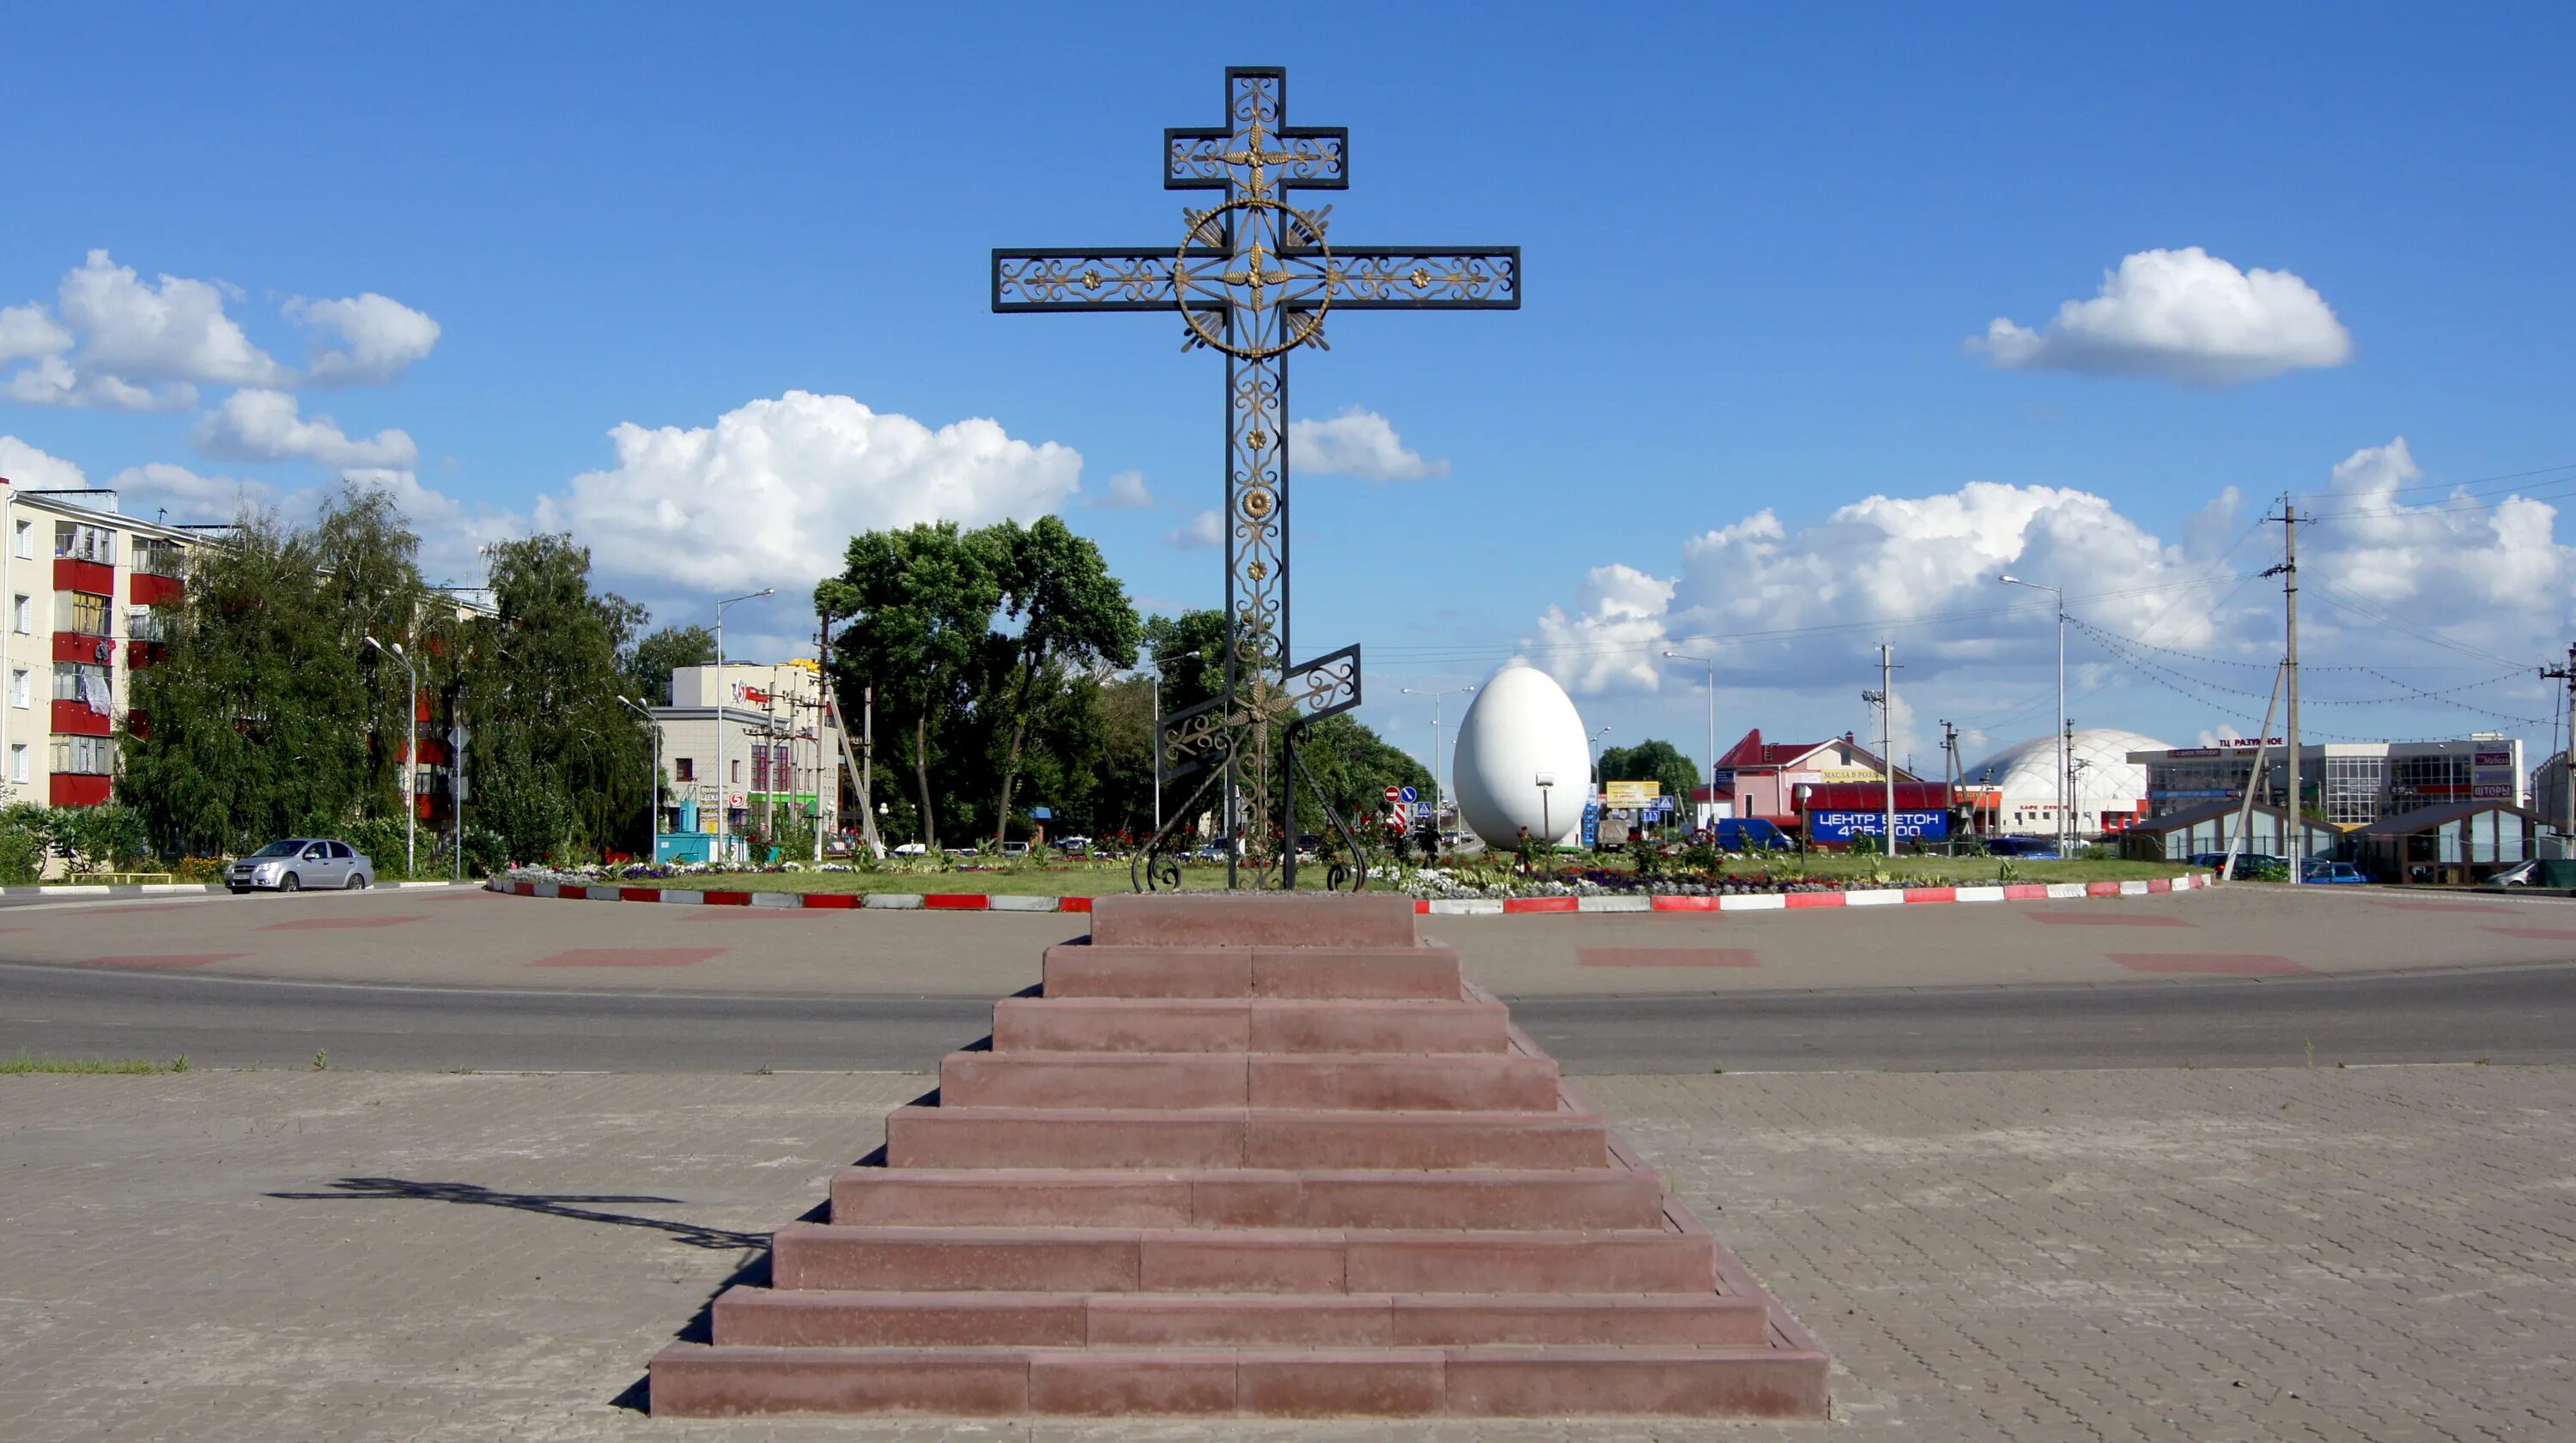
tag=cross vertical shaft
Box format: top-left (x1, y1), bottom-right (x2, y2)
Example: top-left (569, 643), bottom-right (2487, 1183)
top-left (993, 65), bottom-right (1519, 888)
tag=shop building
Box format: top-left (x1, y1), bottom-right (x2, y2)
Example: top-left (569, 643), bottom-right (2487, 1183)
top-left (2129, 737), bottom-right (2525, 828)
top-left (647, 661), bottom-right (846, 845)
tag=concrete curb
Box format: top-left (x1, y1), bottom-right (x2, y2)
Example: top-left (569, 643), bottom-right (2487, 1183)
top-left (487, 872), bottom-right (2211, 914)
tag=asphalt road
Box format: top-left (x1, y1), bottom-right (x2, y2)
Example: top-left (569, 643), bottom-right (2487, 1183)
top-left (7, 958), bottom-right (2569, 1074)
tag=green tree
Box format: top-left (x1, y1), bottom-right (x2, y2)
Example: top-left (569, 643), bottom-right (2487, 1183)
top-left (982, 517), bottom-right (1138, 843)
top-left (817, 522), bottom-right (1002, 852)
top-left (1597, 739), bottom-right (1701, 815)
top-left (121, 509), bottom-right (372, 852)
top-left (623, 623), bottom-right (716, 705)
top-left (465, 535), bottom-right (653, 861)
top-left (1291, 713), bottom-right (1434, 846)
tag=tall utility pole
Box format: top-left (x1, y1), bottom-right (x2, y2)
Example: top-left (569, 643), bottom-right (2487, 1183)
top-left (714, 587), bottom-right (775, 858)
top-left (2543, 644), bottom-right (2576, 853)
top-left (1997, 575), bottom-right (2068, 854)
top-left (2063, 717), bottom-right (2076, 850)
top-left (2264, 500), bottom-right (2303, 884)
top-left (1401, 684), bottom-right (1478, 843)
top-left (1940, 719), bottom-right (1959, 855)
top-left (2224, 662), bottom-right (2287, 882)
top-left (1883, 648), bottom-right (1899, 852)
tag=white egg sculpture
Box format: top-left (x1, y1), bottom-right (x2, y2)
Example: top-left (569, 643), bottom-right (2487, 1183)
top-left (1451, 664), bottom-right (1594, 848)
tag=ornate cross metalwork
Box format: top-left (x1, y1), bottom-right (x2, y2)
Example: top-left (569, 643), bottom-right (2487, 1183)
top-left (994, 65), bottom-right (1520, 889)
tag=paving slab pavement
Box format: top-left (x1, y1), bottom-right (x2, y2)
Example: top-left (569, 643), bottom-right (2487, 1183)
top-left (3, 1065), bottom-right (2568, 1440)
top-left (5, 882), bottom-right (2576, 997)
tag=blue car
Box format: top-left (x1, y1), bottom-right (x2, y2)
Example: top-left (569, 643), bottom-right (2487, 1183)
top-left (2301, 860), bottom-right (2366, 884)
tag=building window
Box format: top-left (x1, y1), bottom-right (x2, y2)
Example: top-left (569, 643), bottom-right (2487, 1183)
top-left (57, 591), bottom-right (110, 637)
top-left (12, 520), bottom-right (28, 560)
top-left (130, 538), bottom-right (182, 578)
top-left (125, 609), bottom-right (166, 643)
top-left (8, 743), bottom-right (22, 785)
top-left (53, 662), bottom-right (111, 708)
top-left (53, 521), bottom-right (112, 563)
top-left (11, 595), bottom-right (26, 634)
top-left (732, 759), bottom-right (742, 783)
top-left (675, 758), bottom-right (694, 781)
top-left (9, 670), bottom-right (25, 708)
top-left (50, 734), bottom-right (112, 775)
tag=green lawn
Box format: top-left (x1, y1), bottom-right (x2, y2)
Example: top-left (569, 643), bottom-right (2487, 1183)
top-left (3, 1054), bottom-right (190, 1075)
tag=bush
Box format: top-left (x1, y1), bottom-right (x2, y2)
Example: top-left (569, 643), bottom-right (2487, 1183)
top-left (0, 824), bottom-right (43, 885)
top-left (344, 815), bottom-right (416, 877)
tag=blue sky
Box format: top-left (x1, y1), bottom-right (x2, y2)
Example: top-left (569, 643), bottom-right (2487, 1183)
top-left (5, 3), bottom-right (2573, 780)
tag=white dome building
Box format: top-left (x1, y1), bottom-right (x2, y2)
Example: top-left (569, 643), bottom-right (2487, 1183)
top-left (1967, 727), bottom-right (2174, 839)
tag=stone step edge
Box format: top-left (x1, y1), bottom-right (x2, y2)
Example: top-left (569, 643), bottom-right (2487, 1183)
top-left (710, 1287), bottom-right (1771, 1347)
top-left (490, 871), bottom-right (2209, 912)
top-left (647, 1341), bottom-right (1831, 1418)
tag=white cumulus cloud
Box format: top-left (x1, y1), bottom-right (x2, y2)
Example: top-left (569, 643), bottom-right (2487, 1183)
top-left (1095, 469), bottom-right (1154, 510)
top-left (56, 249), bottom-right (290, 388)
top-left (192, 388), bottom-right (419, 469)
top-left (1166, 509), bottom-right (1224, 550)
top-left (0, 434), bottom-right (90, 491)
top-left (290, 292), bottom-right (442, 385)
top-left (1970, 246), bottom-right (2354, 385)
top-left (100, 463), bottom-right (278, 523)
top-left (533, 391), bottom-right (1080, 596)
top-left (0, 304), bottom-right (72, 365)
top-left (1530, 481), bottom-right (2216, 698)
top-left (2300, 439), bottom-right (2574, 641)
top-left (5, 355), bottom-right (196, 411)
top-left (1288, 407), bottom-right (1450, 481)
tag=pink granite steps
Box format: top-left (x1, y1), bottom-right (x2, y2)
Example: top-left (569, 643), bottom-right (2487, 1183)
top-left (709, 1288), bottom-right (1771, 1347)
top-left (770, 1222), bottom-right (1718, 1294)
top-left (990, 995), bottom-right (1513, 1053)
top-left (939, 1050), bottom-right (1563, 1111)
top-left (650, 1343), bottom-right (1830, 1418)
top-left (831, 1166), bottom-right (1671, 1229)
top-left (647, 892), bottom-right (1828, 1419)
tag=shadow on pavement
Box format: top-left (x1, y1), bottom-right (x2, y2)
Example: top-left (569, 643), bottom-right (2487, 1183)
top-left (265, 1176), bottom-right (769, 1252)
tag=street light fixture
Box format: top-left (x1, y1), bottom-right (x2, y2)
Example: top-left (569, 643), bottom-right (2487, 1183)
top-left (714, 588), bottom-right (775, 858)
top-left (363, 635), bottom-right (416, 876)
top-left (617, 695), bottom-right (660, 854)
top-left (1997, 575), bottom-right (2069, 856)
top-left (1662, 651), bottom-right (1716, 838)
top-left (1400, 683), bottom-right (1476, 840)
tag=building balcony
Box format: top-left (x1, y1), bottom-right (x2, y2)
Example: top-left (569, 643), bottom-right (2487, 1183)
top-left (53, 631), bottom-right (116, 665)
top-left (125, 639), bottom-right (166, 670)
top-left (50, 773), bottom-right (111, 807)
top-left (129, 572), bottom-right (183, 607)
top-left (125, 708), bottom-right (149, 739)
top-left (54, 558), bottom-right (113, 597)
top-left (51, 699), bottom-right (111, 737)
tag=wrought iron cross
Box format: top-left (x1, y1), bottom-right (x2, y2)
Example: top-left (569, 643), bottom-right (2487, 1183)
top-left (994, 65), bottom-right (1520, 889)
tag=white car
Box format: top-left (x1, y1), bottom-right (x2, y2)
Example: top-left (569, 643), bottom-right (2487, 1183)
top-left (890, 842), bottom-right (927, 856)
top-left (229, 838), bottom-right (375, 893)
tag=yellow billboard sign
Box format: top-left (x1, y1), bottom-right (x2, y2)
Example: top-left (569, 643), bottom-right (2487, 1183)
top-left (1603, 780), bottom-right (1662, 806)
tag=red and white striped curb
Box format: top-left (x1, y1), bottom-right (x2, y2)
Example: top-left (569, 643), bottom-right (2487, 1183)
top-left (488, 872), bottom-right (2209, 914)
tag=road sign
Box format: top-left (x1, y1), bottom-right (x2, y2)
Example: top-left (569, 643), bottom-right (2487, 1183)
top-left (1413, 802), bottom-right (1432, 820)
top-left (1400, 785), bottom-right (1418, 804)
top-left (1384, 786), bottom-right (1402, 809)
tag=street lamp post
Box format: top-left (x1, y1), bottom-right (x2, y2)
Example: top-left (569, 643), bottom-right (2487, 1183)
top-left (363, 635), bottom-right (416, 876)
top-left (1662, 651), bottom-right (1717, 837)
top-left (1998, 575), bottom-right (2069, 857)
top-left (1400, 684), bottom-right (1477, 840)
top-left (714, 588), bottom-right (775, 861)
top-left (618, 696), bottom-right (659, 856)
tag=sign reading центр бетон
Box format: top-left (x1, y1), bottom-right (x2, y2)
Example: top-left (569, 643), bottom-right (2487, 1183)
top-left (1808, 809), bottom-right (1950, 843)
